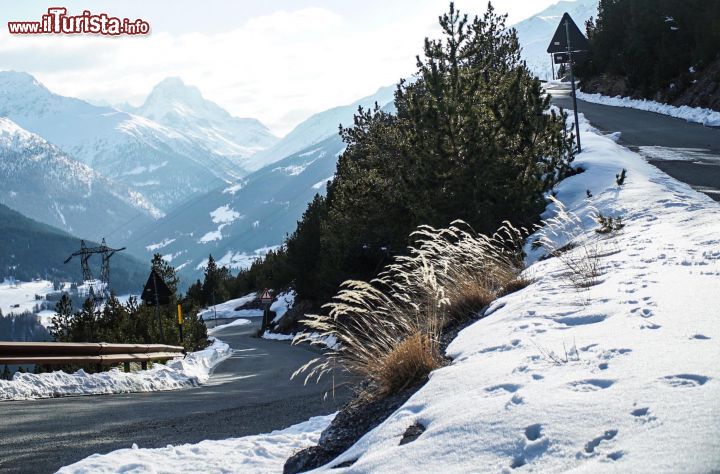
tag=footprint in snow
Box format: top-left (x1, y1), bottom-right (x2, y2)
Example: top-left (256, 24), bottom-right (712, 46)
top-left (567, 379), bottom-right (615, 392)
top-left (631, 406), bottom-right (657, 423)
top-left (660, 374), bottom-right (709, 388)
top-left (583, 429), bottom-right (618, 455)
top-left (690, 334), bottom-right (710, 340)
top-left (485, 383), bottom-right (522, 395)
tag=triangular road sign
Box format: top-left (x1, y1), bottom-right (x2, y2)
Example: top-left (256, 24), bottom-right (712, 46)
top-left (260, 288), bottom-right (273, 304)
top-left (141, 269), bottom-right (172, 306)
top-left (547, 13), bottom-right (590, 53)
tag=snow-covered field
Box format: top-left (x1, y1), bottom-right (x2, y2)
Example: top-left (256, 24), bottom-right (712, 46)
top-left (0, 339), bottom-right (231, 401)
top-left (198, 292), bottom-right (262, 320)
top-left (315, 115), bottom-right (720, 472)
top-left (57, 414), bottom-right (335, 474)
top-left (0, 279), bottom-right (53, 316)
top-left (577, 90), bottom-right (720, 127)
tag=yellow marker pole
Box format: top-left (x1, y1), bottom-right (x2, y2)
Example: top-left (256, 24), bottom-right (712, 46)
top-left (177, 304), bottom-right (184, 345)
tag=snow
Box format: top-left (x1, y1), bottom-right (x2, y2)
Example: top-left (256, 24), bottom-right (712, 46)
top-left (208, 318), bottom-right (252, 335)
top-left (198, 293), bottom-right (262, 320)
top-left (262, 330), bottom-right (339, 350)
top-left (0, 279), bottom-right (53, 316)
top-left (198, 227), bottom-right (224, 243)
top-left (577, 91), bottom-right (720, 127)
top-left (58, 414), bottom-right (335, 474)
top-left (261, 331), bottom-right (295, 342)
top-left (215, 245), bottom-right (280, 270)
top-left (210, 204), bottom-right (242, 224)
top-left (270, 290), bottom-right (296, 321)
top-left (309, 114), bottom-right (720, 472)
top-left (313, 175), bottom-right (334, 189)
top-left (222, 179), bottom-right (247, 195)
top-left (0, 339), bottom-right (231, 401)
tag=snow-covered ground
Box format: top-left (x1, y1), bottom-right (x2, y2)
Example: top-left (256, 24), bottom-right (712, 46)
top-left (271, 290), bottom-right (296, 322)
top-left (313, 114), bottom-right (720, 472)
top-left (197, 292), bottom-right (262, 320)
top-left (0, 339), bottom-right (231, 401)
top-left (58, 414), bottom-right (335, 474)
top-left (0, 279), bottom-right (53, 316)
top-left (577, 90), bottom-right (720, 127)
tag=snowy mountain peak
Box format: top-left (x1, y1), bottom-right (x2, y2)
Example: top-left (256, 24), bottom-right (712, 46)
top-left (129, 77), bottom-right (279, 162)
top-left (0, 70), bottom-right (49, 95)
top-left (140, 77), bottom-right (213, 120)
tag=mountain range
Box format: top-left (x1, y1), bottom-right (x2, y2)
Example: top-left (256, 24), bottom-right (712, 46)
top-left (0, 0), bottom-right (592, 289)
top-left (126, 85), bottom-right (395, 286)
top-left (0, 117), bottom-right (159, 241)
top-left (0, 71), bottom-right (275, 211)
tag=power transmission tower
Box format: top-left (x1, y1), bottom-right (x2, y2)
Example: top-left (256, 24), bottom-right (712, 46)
top-left (64, 238), bottom-right (126, 301)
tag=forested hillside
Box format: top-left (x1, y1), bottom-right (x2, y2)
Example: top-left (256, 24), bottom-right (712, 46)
top-left (578, 0), bottom-right (720, 109)
top-left (0, 204), bottom-right (147, 294)
top-left (215, 4), bottom-right (577, 307)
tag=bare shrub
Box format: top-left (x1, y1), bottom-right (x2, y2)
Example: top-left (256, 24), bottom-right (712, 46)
top-left (534, 197), bottom-right (605, 290)
top-left (293, 220), bottom-right (527, 398)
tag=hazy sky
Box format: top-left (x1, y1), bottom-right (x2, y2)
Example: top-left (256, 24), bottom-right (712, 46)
top-left (0, 1), bottom-right (561, 135)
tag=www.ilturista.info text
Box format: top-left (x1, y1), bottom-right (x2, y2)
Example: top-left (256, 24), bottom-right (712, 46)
top-left (8, 8), bottom-right (150, 35)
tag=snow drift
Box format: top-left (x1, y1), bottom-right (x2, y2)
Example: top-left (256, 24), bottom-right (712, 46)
top-left (577, 90), bottom-right (720, 127)
top-left (0, 339), bottom-right (231, 401)
top-left (57, 414), bottom-right (335, 474)
top-left (311, 114), bottom-right (720, 472)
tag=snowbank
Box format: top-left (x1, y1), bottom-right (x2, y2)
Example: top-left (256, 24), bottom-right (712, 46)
top-left (207, 318), bottom-right (251, 334)
top-left (262, 330), bottom-right (339, 350)
top-left (198, 292), bottom-right (262, 320)
top-left (314, 116), bottom-right (720, 471)
top-left (271, 290), bottom-right (296, 322)
top-left (57, 414), bottom-right (335, 474)
top-left (577, 90), bottom-right (720, 127)
top-left (0, 339), bottom-right (231, 401)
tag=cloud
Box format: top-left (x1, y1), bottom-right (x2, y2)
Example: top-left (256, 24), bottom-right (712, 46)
top-left (0, 1), bottom-right (557, 136)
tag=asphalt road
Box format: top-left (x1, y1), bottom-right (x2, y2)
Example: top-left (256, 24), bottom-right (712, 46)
top-left (0, 321), bottom-right (350, 474)
top-left (549, 84), bottom-right (720, 201)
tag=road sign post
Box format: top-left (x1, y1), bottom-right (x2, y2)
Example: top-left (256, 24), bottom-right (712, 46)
top-left (565, 18), bottom-right (582, 153)
top-left (547, 12), bottom-right (589, 154)
top-left (141, 269), bottom-right (172, 343)
top-left (259, 289), bottom-right (273, 332)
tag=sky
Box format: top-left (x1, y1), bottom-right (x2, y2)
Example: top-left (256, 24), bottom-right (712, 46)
top-left (0, 0), bottom-right (561, 136)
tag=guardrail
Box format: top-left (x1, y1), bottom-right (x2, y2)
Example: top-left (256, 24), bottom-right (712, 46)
top-left (0, 342), bottom-right (185, 371)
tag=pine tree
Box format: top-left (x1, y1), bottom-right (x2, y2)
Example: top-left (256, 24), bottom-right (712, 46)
top-left (50, 294), bottom-right (73, 342)
top-left (151, 253), bottom-right (179, 296)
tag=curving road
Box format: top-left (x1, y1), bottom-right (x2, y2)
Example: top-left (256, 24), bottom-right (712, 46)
top-left (548, 83), bottom-right (720, 202)
top-left (0, 321), bottom-right (350, 474)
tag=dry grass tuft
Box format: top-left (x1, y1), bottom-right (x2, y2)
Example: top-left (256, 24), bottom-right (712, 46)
top-left (293, 220), bottom-right (528, 398)
top-left (374, 332), bottom-right (442, 396)
top-left (499, 276), bottom-right (534, 297)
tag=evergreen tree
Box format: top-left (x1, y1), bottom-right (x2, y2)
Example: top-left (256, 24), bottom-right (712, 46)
top-left (287, 2), bottom-right (574, 302)
top-left (151, 253), bottom-right (179, 296)
top-left (50, 294), bottom-right (73, 342)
